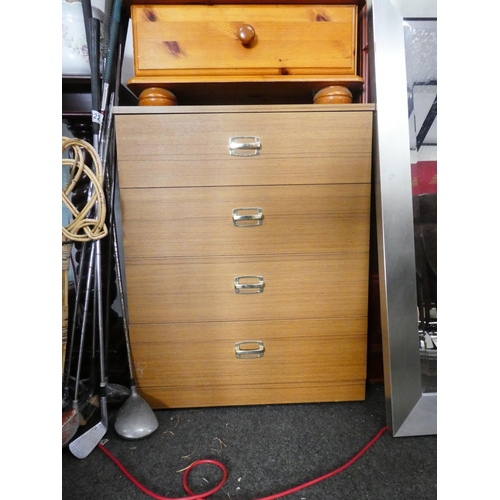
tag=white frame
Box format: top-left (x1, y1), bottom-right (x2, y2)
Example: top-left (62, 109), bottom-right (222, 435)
top-left (367, 0), bottom-right (437, 436)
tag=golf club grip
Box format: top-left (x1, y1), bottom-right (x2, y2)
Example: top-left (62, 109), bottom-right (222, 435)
top-left (103, 0), bottom-right (115, 59)
top-left (81, 0), bottom-right (92, 51)
top-left (103, 0), bottom-right (122, 85)
top-left (90, 18), bottom-right (101, 137)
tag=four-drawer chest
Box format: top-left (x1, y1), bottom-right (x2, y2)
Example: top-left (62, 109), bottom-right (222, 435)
top-left (114, 1), bottom-right (374, 409)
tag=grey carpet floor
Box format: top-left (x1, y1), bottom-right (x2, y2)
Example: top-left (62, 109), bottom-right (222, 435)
top-left (62, 383), bottom-right (437, 499)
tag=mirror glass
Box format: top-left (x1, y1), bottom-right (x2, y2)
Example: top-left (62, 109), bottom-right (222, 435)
top-left (404, 18), bottom-right (437, 393)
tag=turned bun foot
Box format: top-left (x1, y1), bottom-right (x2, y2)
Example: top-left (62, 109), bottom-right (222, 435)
top-left (138, 88), bottom-right (178, 106)
top-left (313, 86), bottom-right (353, 104)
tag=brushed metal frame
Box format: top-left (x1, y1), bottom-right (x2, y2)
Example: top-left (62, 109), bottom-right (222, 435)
top-left (367, 0), bottom-right (437, 436)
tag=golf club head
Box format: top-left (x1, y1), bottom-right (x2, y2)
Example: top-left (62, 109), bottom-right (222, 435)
top-left (62, 408), bottom-right (79, 447)
top-left (69, 422), bottom-right (107, 458)
top-left (114, 386), bottom-right (159, 439)
top-left (69, 397), bottom-right (108, 459)
top-left (106, 382), bottom-right (131, 404)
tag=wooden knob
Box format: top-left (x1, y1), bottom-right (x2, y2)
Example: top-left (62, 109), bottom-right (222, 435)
top-left (138, 87), bottom-right (177, 106)
top-left (237, 24), bottom-right (256, 45)
top-left (313, 86), bottom-right (353, 104)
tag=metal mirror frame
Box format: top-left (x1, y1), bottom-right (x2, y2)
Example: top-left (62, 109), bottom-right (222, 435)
top-left (367, 0), bottom-right (437, 436)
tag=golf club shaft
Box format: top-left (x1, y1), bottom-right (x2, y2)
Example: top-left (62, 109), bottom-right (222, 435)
top-left (100, 108), bottom-right (115, 377)
top-left (103, 0), bottom-right (115, 65)
top-left (73, 242), bottom-right (95, 404)
top-left (111, 221), bottom-right (135, 383)
top-left (112, 216), bottom-right (159, 439)
top-left (69, 239), bottom-right (108, 459)
top-left (63, 241), bottom-right (88, 393)
top-left (89, 17), bottom-right (101, 147)
top-left (95, 240), bottom-right (106, 388)
top-left (80, 0), bottom-right (92, 55)
top-left (99, 0), bottom-right (122, 143)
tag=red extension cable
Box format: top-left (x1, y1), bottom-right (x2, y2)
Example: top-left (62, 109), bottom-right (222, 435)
top-left (97, 425), bottom-right (388, 499)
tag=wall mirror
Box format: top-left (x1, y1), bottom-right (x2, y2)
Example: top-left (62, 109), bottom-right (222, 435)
top-left (368, 0), bottom-right (437, 436)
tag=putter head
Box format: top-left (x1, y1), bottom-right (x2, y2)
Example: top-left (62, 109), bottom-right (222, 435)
top-left (69, 397), bottom-right (108, 459)
top-left (114, 386), bottom-right (159, 439)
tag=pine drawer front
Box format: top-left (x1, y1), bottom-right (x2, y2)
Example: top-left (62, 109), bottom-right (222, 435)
top-left (114, 107), bottom-right (373, 188)
top-left (129, 319), bottom-right (367, 408)
top-left (119, 184), bottom-right (371, 259)
top-left (131, 4), bottom-right (358, 78)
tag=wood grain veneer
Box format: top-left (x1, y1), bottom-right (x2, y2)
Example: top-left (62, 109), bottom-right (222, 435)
top-left (114, 104), bottom-right (374, 408)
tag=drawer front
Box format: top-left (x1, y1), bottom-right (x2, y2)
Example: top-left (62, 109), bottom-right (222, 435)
top-left (130, 318), bottom-right (366, 408)
top-left (125, 254), bottom-right (369, 324)
top-left (141, 381), bottom-right (366, 408)
top-left (120, 184), bottom-right (371, 258)
top-left (115, 109), bottom-right (373, 188)
top-left (132, 5), bottom-right (358, 78)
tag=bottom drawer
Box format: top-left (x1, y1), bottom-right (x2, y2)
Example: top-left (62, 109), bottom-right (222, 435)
top-left (130, 318), bottom-right (367, 408)
top-left (141, 381), bottom-right (366, 409)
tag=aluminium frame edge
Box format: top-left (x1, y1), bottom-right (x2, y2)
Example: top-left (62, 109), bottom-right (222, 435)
top-left (367, 0), bottom-right (437, 437)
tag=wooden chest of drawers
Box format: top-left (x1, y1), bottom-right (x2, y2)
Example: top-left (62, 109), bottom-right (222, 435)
top-left (114, 104), bottom-right (374, 408)
top-left (127, 2), bottom-right (364, 104)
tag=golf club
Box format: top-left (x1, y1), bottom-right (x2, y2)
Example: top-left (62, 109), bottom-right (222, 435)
top-left (112, 223), bottom-right (159, 439)
top-left (68, 14), bottom-right (109, 457)
top-left (62, 242), bottom-right (95, 446)
top-left (62, 241), bottom-right (88, 409)
top-left (69, 238), bottom-right (108, 458)
top-left (78, 268), bottom-right (99, 426)
top-left (89, 14), bottom-right (130, 405)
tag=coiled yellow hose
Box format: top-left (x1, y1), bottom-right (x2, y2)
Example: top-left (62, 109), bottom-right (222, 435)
top-left (62, 136), bottom-right (107, 243)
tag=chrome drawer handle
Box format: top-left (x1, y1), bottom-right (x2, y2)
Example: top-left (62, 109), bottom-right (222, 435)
top-left (234, 275), bottom-right (264, 294)
top-left (229, 137), bottom-right (261, 156)
top-left (235, 341), bottom-right (265, 359)
top-left (232, 207), bottom-right (263, 227)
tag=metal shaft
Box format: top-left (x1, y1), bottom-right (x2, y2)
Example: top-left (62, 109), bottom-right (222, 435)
top-left (73, 242), bottom-right (96, 404)
top-left (69, 239), bottom-right (108, 458)
top-left (63, 241), bottom-right (88, 395)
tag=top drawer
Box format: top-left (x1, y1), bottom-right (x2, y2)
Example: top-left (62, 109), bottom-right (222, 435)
top-left (114, 104), bottom-right (374, 188)
top-left (131, 4), bottom-right (358, 78)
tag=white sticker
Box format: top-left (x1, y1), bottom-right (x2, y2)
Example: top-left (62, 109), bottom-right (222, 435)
top-left (92, 110), bottom-right (103, 125)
